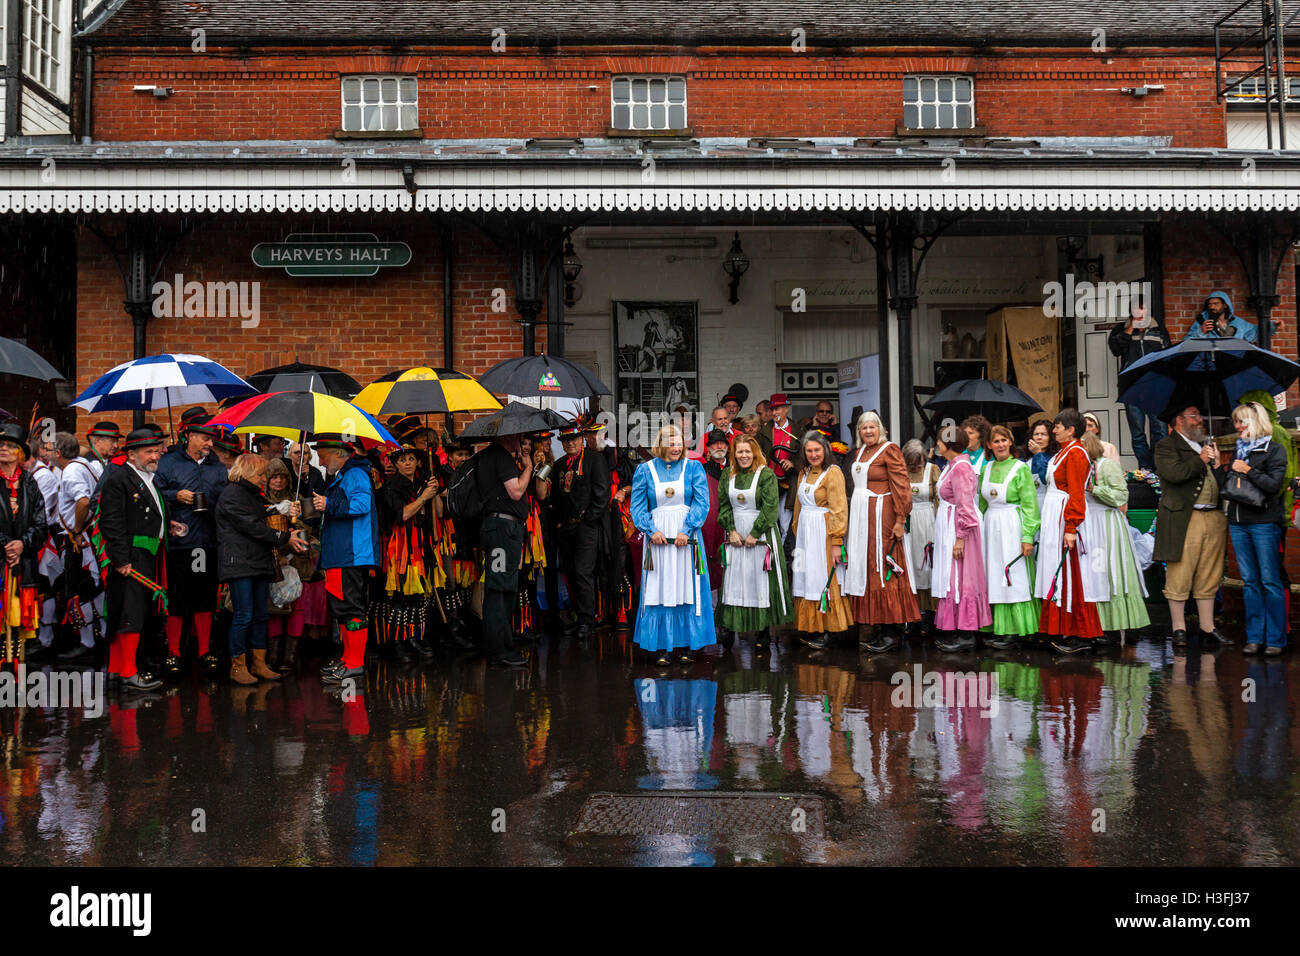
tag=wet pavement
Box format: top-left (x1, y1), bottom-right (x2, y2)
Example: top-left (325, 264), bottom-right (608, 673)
top-left (1, 619), bottom-right (1297, 866)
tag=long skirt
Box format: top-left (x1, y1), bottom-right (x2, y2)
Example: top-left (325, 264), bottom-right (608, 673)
top-left (1093, 506), bottom-right (1151, 631)
top-left (1038, 550), bottom-right (1104, 638)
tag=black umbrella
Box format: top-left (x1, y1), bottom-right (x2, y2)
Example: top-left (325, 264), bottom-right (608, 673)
top-left (0, 337), bottom-right (63, 381)
top-left (1118, 336), bottom-right (1300, 422)
top-left (459, 402), bottom-right (570, 441)
top-left (247, 360), bottom-right (361, 399)
top-left (923, 379), bottom-right (1043, 421)
top-left (477, 355), bottom-right (611, 400)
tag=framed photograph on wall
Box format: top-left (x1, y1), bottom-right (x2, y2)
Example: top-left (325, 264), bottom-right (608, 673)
top-left (613, 300), bottom-right (700, 417)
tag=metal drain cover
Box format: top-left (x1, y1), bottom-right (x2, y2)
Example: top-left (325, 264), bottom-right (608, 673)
top-left (570, 792), bottom-right (825, 840)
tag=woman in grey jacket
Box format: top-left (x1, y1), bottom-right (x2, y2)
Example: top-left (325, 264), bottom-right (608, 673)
top-left (1213, 402), bottom-right (1288, 655)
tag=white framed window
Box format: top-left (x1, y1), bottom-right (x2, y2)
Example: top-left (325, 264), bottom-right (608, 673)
top-left (903, 75), bottom-right (975, 130)
top-left (23, 0), bottom-right (71, 101)
top-left (611, 75), bottom-right (687, 131)
top-left (341, 75), bottom-right (419, 132)
top-left (1225, 74), bottom-right (1300, 103)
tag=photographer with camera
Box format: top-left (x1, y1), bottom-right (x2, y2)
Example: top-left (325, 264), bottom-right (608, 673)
top-left (1109, 302), bottom-right (1171, 471)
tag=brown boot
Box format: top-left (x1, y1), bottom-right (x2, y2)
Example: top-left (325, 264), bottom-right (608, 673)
top-left (249, 648), bottom-right (281, 681)
top-left (230, 654), bottom-right (258, 685)
top-left (277, 636), bottom-right (298, 673)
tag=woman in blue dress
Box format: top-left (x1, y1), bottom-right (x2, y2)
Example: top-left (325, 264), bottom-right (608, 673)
top-left (631, 423), bottom-right (716, 666)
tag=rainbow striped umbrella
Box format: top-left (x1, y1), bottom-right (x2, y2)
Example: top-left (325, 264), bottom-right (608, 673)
top-left (352, 367), bottom-right (501, 417)
top-left (208, 390), bottom-right (399, 449)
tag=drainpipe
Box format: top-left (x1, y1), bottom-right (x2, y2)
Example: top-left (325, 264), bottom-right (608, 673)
top-left (80, 44), bottom-right (94, 144)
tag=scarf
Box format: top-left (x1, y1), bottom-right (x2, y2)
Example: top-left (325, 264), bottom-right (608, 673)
top-left (1236, 435), bottom-right (1271, 459)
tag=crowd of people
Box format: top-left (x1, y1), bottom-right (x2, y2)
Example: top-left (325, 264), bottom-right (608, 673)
top-left (0, 359), bottom-right (1295, 691)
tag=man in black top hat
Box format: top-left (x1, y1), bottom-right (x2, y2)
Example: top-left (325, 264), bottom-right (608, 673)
top-left (155, 408), bottom-right (228, 677)
top-left (0, 422), bottom-right (49, 662)
top-left (98, 428), bottom-right (172, 691)
top-left (552, 421), bottom-right (609, 641)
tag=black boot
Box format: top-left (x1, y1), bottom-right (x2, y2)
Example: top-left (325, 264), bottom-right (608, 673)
top-left (935, 631), bottom-right (972, 652)
top-left (392, 639), bottom-right (415, 663)
top-left (864, 627), bottom-right (901, 653)
top-left (800, 632), bottom-right (830, 650)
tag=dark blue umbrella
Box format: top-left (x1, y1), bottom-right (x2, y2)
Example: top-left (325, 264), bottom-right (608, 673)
top-left (1117, 337), bottom-right (1300, 421)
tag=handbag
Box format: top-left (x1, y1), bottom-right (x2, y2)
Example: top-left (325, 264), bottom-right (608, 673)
top-left (1219, 470), bottom-right (1268, 510)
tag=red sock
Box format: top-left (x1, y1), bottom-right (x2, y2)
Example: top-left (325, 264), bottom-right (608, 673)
top-left (196, 690), bottom-right (212, 734)
top-left (287, 611), bottom-right (304, 638)
top-left (341, 624), bottom-right (367, 669)
top-left (165, 616), bottom-right (183, 657)
top-left (108, 639), bottom-right (122, 676)
top-left (118, 632), bottom-right (140, 679)
top-left (166, 694), bottom-right (183, 738)
top-left (194, 612), bottom-right (212, 656)
top-left (117, 708), bottom-right (140, 752)
top-left (342, 697), bottom-right (371, 736)
top-left (267, 616), bottom-right (283, 639)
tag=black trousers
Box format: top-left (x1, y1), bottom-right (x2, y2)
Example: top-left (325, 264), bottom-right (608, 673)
top-left (480, 516), bottom-right (523, 658)
top-left (105, 549), bottom-right (160, 636)
top-left (165, 547), bottom-right (218, 615)
top-left (558, 521), bottom-right (599, 626)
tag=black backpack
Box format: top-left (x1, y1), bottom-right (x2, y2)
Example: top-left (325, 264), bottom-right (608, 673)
top-left (446, 452), bottom-right (485, 523)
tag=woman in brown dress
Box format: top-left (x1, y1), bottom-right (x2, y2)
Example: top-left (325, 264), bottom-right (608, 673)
top-left (792, 431), bottom-right (853, 649)
top-left (843, 411), bottom-right (920, 653)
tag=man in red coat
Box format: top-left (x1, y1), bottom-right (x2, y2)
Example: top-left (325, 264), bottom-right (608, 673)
top-left (762, 393), bottom-right (799, 537)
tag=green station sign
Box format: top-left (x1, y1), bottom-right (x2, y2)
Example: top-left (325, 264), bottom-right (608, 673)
top-left (252, 232), bottom-right (412, 277)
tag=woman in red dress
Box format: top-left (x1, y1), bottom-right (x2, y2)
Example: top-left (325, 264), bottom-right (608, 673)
top-left (1034, 408), bottom-right (1104, 654)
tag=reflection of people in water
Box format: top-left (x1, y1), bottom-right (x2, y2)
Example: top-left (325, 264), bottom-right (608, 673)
top-left (634, 676), bottom-right (719, 791)
top-left (665, 377), bottom-right (690, 412)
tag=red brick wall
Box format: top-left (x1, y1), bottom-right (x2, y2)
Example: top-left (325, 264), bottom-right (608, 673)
top-left (73, 215), bottom-right (546, 435)
top-left (88, 48), bottom-right (1226, 146)
top-left (1161, 213), bottom-right (1298, 407)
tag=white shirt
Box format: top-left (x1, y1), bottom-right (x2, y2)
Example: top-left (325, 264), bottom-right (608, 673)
top-left (58, 457), bottom-right (98, 532)
top-left (29, 462), bottom-right (61, 525)
top-left (129, 462), bottom-right (165, 535)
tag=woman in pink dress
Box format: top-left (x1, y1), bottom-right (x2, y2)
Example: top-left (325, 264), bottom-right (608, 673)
top-left (930, 425), bottom-right (991, 651)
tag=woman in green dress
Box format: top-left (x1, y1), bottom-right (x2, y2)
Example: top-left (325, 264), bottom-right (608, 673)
top-left (979, 425), bottom-right (1041, 648)
top-left (1081, 433), bottom-right (1150, 636)
top-left (717, 435), bottom-right (794, 641)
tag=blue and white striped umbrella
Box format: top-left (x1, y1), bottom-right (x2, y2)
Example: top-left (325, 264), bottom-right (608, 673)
top-left (72, 353), bottom-right (256, 412)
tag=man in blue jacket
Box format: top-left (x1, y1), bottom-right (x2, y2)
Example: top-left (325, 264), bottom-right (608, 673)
top-left (154, 408), bottom-right (228, 677)
top-left (1184, 290), bottom-right (1283, 344)
top-left (312, 436), bottom-right (380, 683)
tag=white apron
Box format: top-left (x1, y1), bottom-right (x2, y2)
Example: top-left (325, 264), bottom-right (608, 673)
top-left (722, 467), bottom-right (772, 610)
top-left (981, 460), bottom-right (1032, 605)
top-left (1085, 483), bottom-right (1147, 598)
top-left (792, 468), bottom-right (836, 601)
top-left (903, 464), bottom-right (937, 593)
top-left (641, 461), bottom-right (702, 615)
top-left (1033, 444), bottom-right (1108, 610)
top-left (844, 442), bottom-right (895, 597)
top-left (930, 458), bottom-right (968, 602)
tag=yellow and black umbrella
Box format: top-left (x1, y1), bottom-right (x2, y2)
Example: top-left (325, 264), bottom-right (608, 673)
top-left (209, 390), bottom-right (400, 448)
top-left (352, 367), bottom-right (501, 417)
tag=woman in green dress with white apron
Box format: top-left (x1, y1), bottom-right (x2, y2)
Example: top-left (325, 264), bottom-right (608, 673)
top-left (717, 435), bottom-right (793, 640)
top-left (978, 425), bottom-right (1041, 648)
top-left (1080, 433), bottom-right (1150, 637)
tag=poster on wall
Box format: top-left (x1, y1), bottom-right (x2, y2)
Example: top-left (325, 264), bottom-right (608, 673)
top-left (613, 301), bottom-right (700, 418)
top-left (1000, 307), bottom-right (1061, 419)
